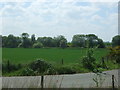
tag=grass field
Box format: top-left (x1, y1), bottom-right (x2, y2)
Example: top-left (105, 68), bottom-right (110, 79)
top-left (2, 48), bottom-right (109, 65)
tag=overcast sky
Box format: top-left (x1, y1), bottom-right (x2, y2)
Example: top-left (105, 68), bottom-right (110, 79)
top-left (0, 0), bottom-right (119, 42)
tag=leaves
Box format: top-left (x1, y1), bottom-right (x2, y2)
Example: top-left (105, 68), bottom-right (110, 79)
top-left (107, 46), bottom-right (120, 63)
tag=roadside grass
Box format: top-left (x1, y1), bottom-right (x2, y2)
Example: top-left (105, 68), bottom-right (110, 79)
top-left (2, 63), bottom-right (90, 76)
top-left (3, 60), bottom-right (119, 77)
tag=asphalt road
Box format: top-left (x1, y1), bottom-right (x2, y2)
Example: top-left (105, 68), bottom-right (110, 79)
top-left (2, 69), bottom-right (119, 88)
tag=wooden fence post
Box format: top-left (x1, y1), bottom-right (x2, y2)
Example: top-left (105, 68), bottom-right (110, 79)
top-left (61, 59), bottom-right (64, 65)
top-left (112, 75), bottom-right (115, 90)
top-left (41, 75), bottom-right (44, 89)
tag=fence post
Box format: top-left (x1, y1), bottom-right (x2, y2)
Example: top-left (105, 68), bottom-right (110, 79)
top-left (61, 59), bottom-right (64, 65)
top-left (112, 75), bottom-right (115, 90)
top-left (41, 75), bottom-right (44, 89)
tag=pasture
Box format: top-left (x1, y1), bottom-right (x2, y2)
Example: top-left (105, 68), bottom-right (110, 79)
top-left (2, 48), bottom-right (109, 65)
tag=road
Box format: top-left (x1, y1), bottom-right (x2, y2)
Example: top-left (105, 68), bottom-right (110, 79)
top-left (2, 69), bottom-right (119, 88)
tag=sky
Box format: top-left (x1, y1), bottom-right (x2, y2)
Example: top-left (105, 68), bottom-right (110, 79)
top-left (0, 0), bottom-right (119, 42)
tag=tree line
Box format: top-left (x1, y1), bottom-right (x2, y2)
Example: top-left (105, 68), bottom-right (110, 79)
top-left (1, 33), bottom-right (120, 48)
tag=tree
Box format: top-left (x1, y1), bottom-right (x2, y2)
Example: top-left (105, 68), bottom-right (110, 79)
top-left (21, 33), bottom-right (29, 39)
top-left (21, 33), bottom-right (32, 48)
top-left (72, 34), bottom-right (86, 47)
top-left (2, 36), bottom-right (7, 47)
top-left (54, 35), bottom-right (67, 47)
top-left (86, 34), bottom-right (98, 48)
top-left (37, 37), bottom-right (55, 47)
top-left (31, 34), bottom-right (36, 45)
top-left (97, 39), bottom-right (105, 48)
top-left (2, 34), bottom-right (20, 48)
top-left (112, 35), bottom-right (120, 47)
top-left (44, 37), bottom-right (55, 47)
top-left (59, 39), bottom-right (67, 49)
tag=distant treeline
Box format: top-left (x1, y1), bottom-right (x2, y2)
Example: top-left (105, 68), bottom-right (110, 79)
top-left (1, 33), bottom-right (120, 48)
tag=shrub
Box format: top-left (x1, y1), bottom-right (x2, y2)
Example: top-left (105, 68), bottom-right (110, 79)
top-left (33, 42), bottom-right (43, 48)
top-left (2, 60), bottom-right (23, 73)
top-left (107, 46), bottom-right (120, 63)
top-left (81, 48), bottom-right (96, 71)
top-left (29, 59), bottom-right (52, 75)
top-left (46, 66), bottom-right (57, 75)
top-left (55, 65), bottom-right (76, 74)
top-left (21, 67), bottom-right (35, 76)
top-left (20, 60), bottom-right (57, 76)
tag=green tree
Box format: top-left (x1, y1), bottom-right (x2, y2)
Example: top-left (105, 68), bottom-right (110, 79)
top-left (21, 33), bottom-right (32, 48)
top-left (72, 34), bottom-right (86, 47)
top-left (54, 35), bottom-right (67, 47)
top-left (31, 34), bottom-right (36, 45)
top-left (2, 36), bottom-right (7, 47)
top-left (37, 37), bottom-right (55, 47)
top-left (59, 39), bottom-right (67, 49)
top-left (112, 35), bottom-right (120, 47)
top-left (22, 33), bottom-right (29, 38)
top-left (86, 34), bottom-right (98, 48)
top-left (2, 35), bottom-right (20, 48)
top-left (97, 39), bottom-right (105, 48)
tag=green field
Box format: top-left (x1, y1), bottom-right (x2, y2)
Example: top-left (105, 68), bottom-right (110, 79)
top-left (2, 48), bottom-right (109, 65)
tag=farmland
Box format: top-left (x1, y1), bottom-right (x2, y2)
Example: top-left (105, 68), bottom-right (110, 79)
top-left (2, 48), bottom-right (109, 65)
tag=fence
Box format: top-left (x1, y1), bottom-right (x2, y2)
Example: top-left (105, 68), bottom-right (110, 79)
top-left (2, 70), bottom-right (118, 88)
